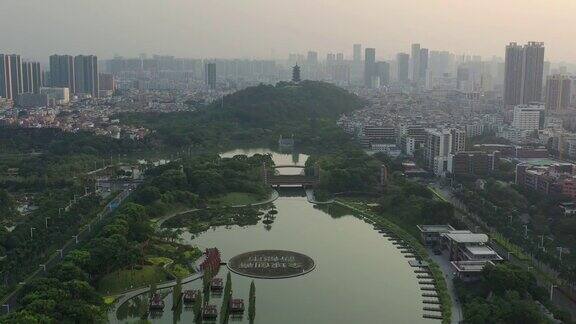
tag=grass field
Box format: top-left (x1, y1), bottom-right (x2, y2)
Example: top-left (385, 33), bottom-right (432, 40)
top-left (97, 265), bottom-right (170, 295)
top-left (208, 192), bottom-right (262, 207)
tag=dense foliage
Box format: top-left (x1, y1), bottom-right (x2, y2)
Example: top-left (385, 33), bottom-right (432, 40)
top-left (116, 81), bottom-right (365, 153)
top-left (456, 263), bottom-right (560, 324)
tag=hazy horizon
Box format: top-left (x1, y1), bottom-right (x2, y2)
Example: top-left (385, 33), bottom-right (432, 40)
top-left (2, 0), bottom-right (576, 63)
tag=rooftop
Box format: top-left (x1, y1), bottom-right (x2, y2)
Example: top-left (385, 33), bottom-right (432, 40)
top-left (465, 245), bottom-right (499, 256)
top-left (443, 232), bottom-right (489, 244)
top-left (451, 260), bottom-right (494, 272)
top-left (417, 224), bottom-right (456, 233)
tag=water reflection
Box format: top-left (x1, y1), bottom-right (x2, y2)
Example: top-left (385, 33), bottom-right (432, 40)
top-left (111, 149), bottom-right (427, 324)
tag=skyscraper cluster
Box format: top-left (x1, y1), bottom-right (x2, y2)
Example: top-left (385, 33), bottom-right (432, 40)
top-left (0, 54), bottom-right (43, 100)
top-left (49, 54), bottom-right (99, 98)
top-left (504, 42), bottom-right (545, 106)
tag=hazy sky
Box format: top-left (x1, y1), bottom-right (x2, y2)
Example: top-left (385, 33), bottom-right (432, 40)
top-left (2, 0), bottom-right (576, 62)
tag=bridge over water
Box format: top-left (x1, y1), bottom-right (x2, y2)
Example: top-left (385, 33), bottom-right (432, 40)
top-left (262, 164), bottom-right (320, 187)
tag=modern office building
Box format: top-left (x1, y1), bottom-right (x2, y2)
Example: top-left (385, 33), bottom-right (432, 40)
top-left (512, 104), bottom-right (545, 130)
top-left (364, 48), bottom-right (377, 88)
top-left (545, 74), bottom-right (571, 111)
top-left (396, 53), bottom-right (410, 83)
top-left (74, 55), bottom-right (99, 97)
top-left (504, 42), bottom-right (545, 106)
top-left (204, 62), bottom-right (216, 89)
top-left (353, 44), bottom-right (362, 62)
top-left (50, 54), bottom-right (75, 94)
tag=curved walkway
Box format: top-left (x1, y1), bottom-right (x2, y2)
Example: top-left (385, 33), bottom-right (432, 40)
top-left (334, 199), bottom-right (462, 324)
top-left (305, 189), bottom-right (334, 205)
top-left (155, 190), bottom-right (279, 227)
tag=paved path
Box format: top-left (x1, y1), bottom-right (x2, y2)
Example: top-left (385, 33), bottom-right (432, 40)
top-left (429, 182), bottom-right (576, 319)
top-left (427, 249), bottom-right (463, 324)
top-left (305, 189), bottom-right (334, 205)
top-left (0, 187), bottom-right (136, 313)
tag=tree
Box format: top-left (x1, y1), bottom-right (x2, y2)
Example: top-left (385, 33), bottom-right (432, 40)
top-left (248, 280), bottom-right (256, 323)
top-left (220, 272), bottom-right (232, 324)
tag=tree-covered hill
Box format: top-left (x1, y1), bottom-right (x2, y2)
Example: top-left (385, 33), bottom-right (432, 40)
top-left (117, 81), bottom-right (365, 152)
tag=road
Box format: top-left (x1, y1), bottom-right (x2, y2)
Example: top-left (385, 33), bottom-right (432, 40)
top-left (429, 182), bottom-right (576, 319)
top-left (0, 186), bottom-right (137, 314)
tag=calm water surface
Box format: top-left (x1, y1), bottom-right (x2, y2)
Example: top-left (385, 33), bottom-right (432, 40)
top-left (112, 149), bottom-right (428, 323)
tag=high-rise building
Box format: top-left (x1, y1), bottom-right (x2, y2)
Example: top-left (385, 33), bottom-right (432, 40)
top-left (353, 44), bottom-right (362, 62)
top-left (336, 53), bottom-right (344, 61)
top-left (419, 48), bottom-right (429, 80)
top-left (376, 61), bottom-right (390, 86)
top-left (504, 42), bottom-right (545, 106)
top-left (521, 42), bottom-right (545, 104)
top-left (396, 53), bottom-right (410, 83)
top-left (545, 74), bottom-right (571, 111)
top-left (424, 128), bottom-right (466, 175)
top-left (22, 61), bottom-right (42, 94)
top-left (0, 54), bottom-right (12, 100)
top-left (50, 54), bottom-right (75, 93)
top-left (307, 51), bottom-right (318, 64)
top-left (74, 55), bottom-right (99, 97)
top-left (364, 48), bottom-right (377, 88)
top-left (99, 73), bottom-right (115, 92)
top-left (8, 54), bottom-right (23, 98)
top-left (504, 43), bottom-right (523, 106)
top-left (204, 62), bottom-right (216, 89)
top-left (410, 43), bottom-right (421, 82)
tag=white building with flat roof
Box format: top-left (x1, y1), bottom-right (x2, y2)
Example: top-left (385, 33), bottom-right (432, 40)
top-left (512, 103), bottom-right (544, 131)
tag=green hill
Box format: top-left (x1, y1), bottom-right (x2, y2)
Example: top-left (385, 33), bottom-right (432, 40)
top-left (118, 81), bottom-right (365, 153)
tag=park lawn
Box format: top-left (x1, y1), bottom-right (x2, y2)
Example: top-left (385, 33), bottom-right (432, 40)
top-left (208, 192), bottom-right (262, 207)
top-left (97, 265), bottom-right (171, 295)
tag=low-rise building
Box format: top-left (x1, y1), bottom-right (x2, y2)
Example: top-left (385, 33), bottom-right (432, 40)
top-left (443, 231), bottom-right (502, 262)
top-left (416, 224), bottom-right (456, 246)
top-left (451, 260), bottom-right (495, 282)
top-left (450, 151), bottom-right (497, 176)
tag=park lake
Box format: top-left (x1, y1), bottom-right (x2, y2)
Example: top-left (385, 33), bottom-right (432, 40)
top-left (111, 149), bottom-right (430, 323)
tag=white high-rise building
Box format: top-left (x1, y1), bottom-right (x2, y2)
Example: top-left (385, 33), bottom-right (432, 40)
top-left (512, 104), bottom-right (545, 131)
top-left (410, 43), bottom-right (421, 82)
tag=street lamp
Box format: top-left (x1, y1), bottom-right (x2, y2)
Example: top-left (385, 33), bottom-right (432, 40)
top-left (45, 217), bottom-right (50, 229)
top-left (72, 235), bottom-right (79, 244)
top-left (30, 227), bottom-right (36, 239)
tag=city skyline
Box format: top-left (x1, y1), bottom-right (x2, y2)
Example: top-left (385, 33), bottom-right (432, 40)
top-left (2, 0), bottom-right (576, 63)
